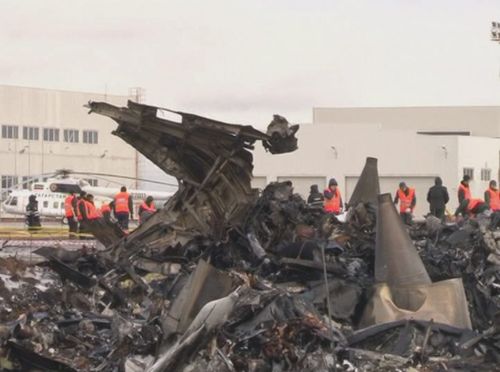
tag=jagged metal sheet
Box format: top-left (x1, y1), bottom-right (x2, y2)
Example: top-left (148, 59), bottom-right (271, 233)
top-left (87, 101), bottom-right (299, 256)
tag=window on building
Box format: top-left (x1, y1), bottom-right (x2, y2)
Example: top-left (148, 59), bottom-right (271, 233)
top-left (21, 176), bottom-right (31, 190)
top-left (43, 201), bottom-right (48, 208)
top-left (463, 168), bottom-right (474, 180)
top-left (43, 128), bottom-right (60, 142)
top-left (64, 129), bottom-right (79, 143)
top-left (83, 130), bottom-right (98, 144)
top-left (1, 175), bottom-right (18, 189)
top-left (85, 178), bottom-right (98, 186)
top-left (1, 125), bottom-right (19, 139)
top-left (481, 168), bottom-right (491, 181)
top-left (23, 126), bottom-right (39, 140)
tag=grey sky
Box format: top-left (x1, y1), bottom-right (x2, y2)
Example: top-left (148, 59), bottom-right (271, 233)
top-left (2, 0), bottom-right (500, 126)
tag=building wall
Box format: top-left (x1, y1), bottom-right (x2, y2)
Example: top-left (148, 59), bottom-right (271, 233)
top-left (252, 123), bottom-right (500, 218)
top-left (456, 136), bottom-right (500, 200)
top-left (0, 85), bottom-right (136, 192)
top-left (313, 106), bottom-right (500, 138)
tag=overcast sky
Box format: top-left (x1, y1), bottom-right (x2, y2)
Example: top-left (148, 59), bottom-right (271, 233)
top-left (2, 0), bottom-right (500, 126)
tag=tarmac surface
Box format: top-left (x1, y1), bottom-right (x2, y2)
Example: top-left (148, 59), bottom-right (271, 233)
top-left (0, 221), bottom-right (105, 263)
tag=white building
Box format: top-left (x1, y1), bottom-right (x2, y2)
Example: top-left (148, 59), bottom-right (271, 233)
top-left (253, 106), bottom-right (500, 218)
top-left (0, 85), bottom-right (177, 203)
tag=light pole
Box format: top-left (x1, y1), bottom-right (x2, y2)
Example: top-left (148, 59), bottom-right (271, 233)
top-left (19, 145), bottom-right (30, 188)
top-left (491, 22), bottom-right (500, 180)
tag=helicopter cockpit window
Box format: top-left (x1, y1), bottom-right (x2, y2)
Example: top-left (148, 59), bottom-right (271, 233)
top-left (9, 196), bottom-right (18, 206)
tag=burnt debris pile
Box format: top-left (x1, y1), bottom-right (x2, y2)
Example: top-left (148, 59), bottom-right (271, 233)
top-left (0, 102), bottom-right (499, 371)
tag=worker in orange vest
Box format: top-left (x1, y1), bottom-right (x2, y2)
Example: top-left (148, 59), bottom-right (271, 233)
top-left (138, 196), bottom-right (156, 224)
top-left (78, 194), bottom-right (101, 221)
top-left (323, 178), bottom-right (343, 215)
top-left (458, 175), bottom-right (472, 204)
top-left (484, 180), bottom-right (500, 212)
top-left (455, 198), bottom-right (488, 218)
top-left (394, 182), bottom-right (416, 225)
top-left (114, 186), bottom-right (133, 230)
top-left (85, 195), bottom-right (101, 221)
top-left (64, 192), bottom-right (78, 238)
top-left (76, 191), bottom-right (87, 237)
top-left (100, 202), bottom-right (111, 220)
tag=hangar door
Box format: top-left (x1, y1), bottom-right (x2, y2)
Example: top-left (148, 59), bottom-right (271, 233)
top-left (277, 176), bottom-right (327, 200)
top-left (345, 176), bottom-right (435, 218)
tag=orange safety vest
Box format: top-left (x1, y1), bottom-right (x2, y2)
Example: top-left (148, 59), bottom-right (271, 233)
top-left (458, 183), bottom-right (471, 201)
top-left (64, 194), bottom-right (76, 218)
top-left (86, 201), bottom-right (101, 220)
top-left (100, 203), bottom-right (111, 214)
top-left (114, 192), bottom-right (130, 213)
top-left (140, 201), bottom-right (156, 213)
top-left (139, 201), bottom-right (156, 223)
top-left (466, 198), bottom-right (483, 213)
top-left (323, 188), bottom-right (341, 214)
top-left (486, 188), bottom-right (500, 211)
top-left (397, 188), bottom-right (415, 213)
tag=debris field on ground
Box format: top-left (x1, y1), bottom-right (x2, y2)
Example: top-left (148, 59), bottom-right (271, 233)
top-left (0, 101), bottom-right (499, 371)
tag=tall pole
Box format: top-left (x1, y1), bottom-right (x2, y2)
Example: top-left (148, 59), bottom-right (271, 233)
top-left (491, 22), bottom-right (500, 181)
top-left (14, 141), bottom-right (17, 186)
top-left (41, 139), bottom-right (44, 176)
top-left (28, 144), bottom-right (31, 188)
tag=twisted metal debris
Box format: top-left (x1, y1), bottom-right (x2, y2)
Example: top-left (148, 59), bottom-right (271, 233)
top-left (0, 104), bottom-right (499, 371)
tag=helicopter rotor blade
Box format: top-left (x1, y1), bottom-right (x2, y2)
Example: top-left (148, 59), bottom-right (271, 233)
top-left (67, 171), bottom-right (178, 187)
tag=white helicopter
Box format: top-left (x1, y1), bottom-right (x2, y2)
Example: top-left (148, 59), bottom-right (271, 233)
top-left (1, 170), bottom-right (177, 219)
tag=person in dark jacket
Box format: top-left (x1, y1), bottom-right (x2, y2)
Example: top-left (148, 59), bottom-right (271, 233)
top-left (25, 195), bottom-right (41, 229)
top-left (426, 177), bottom-right (449, 220)
top-left (307, 184), bottom-right (324, 207)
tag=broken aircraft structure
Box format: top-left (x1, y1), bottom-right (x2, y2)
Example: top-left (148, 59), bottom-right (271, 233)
top-left (0, 101), bottom-right (499, 371)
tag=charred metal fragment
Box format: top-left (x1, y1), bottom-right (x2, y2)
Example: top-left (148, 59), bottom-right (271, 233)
top-left (7, 341), bottom-right (77, 372)
top-left (374, 193), bottom-right (431, 286)
top-left (347, 319), bottom-right (477, 354)
top-left (33, 246), bottom-right (84, 264)
top-left (87, 100), bottom-right (299, 258)
top-left (46, 256), bottom-right (97, 288)
top-left (280, 257), bottom-right (347, 276)
top-left (361, 193), bottom-right (471, 329)
top-left (347, 157), bottom-right (380, 208)
top-left (161, 259), bottom-right (236, 337)
top-left (302, 279), bottom-right (362, 320)
top-left (85, 219), bottom-right (125, 247)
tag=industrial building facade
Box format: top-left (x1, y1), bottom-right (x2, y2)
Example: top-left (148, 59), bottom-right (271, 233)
top-left (2, 86), bottom-right (498, 219)
top-left (0, 85), bottom-right (136, 194)
top-left (0, 85), bottom-right (177, 205)
top-left (253, 106), bottom-right (500, 218)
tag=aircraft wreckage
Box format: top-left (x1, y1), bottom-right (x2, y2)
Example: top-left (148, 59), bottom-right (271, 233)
top-left (0, 100), bottom-right (499, 371)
